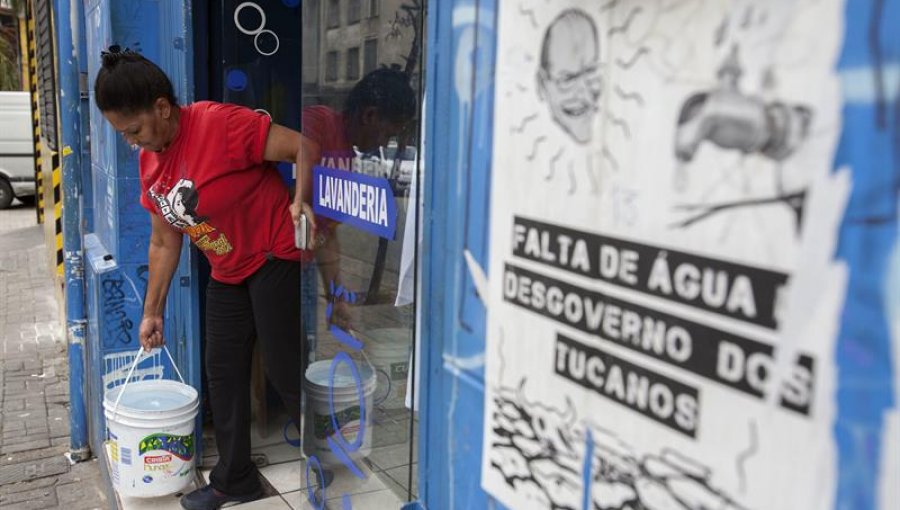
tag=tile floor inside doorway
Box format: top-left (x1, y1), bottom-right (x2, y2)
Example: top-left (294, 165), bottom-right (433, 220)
top-left (116, 406), bottom-right (417, 510)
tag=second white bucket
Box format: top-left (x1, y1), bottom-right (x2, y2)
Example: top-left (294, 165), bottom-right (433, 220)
top-left (364, 328), bottom-right (411, 410)
top-left (303, 358), bottom-right (376, 466)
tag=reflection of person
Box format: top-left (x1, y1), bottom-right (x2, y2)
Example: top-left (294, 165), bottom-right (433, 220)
top-left (94, 48), bottom-right (312, 509)
top-left (297, 68), bottom-right (416, 325)
top-left (537, 9), bottom-right (602, 144)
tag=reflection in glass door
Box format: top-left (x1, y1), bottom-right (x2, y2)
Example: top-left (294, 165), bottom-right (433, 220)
top-left (299, 0), bottom-right (426, 506)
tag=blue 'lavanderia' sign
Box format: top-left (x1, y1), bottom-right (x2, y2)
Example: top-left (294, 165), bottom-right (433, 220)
top-left (313, 165), bottom-right (397, 240)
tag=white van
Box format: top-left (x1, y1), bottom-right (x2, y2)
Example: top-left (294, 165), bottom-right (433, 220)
top-left (0, 91), bottom-right (36, 209)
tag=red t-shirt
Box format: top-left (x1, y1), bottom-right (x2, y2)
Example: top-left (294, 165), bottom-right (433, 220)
top-left (301, 106), bottom-right (354, 170)
top-left (301, 106), bottom-right (356, 232)
top-left (139, 101), bottom-right (305, 284)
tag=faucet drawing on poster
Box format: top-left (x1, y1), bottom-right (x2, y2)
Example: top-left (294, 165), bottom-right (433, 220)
top-left (671, 44), bottom-right (813, 231)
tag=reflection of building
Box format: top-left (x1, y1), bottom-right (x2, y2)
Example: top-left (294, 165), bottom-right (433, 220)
top-left (0, 0), bottom-right (26, 91)
top-left (302, 0), bottom-right (420, 109)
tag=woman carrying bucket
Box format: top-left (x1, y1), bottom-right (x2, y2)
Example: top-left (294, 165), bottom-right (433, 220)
top-left (94, 47), bottom-right (316, 510)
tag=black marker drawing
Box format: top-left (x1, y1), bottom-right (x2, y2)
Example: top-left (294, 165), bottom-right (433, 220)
top-left (614, 85), bottom-right (645, 106)
top-left (740, 5), bottom-right (755, 29)
top-left (608, 6), bottom-right (643, 37)
top-left (513, 113), bottom-right (539, 134)
top-left (601, 0), bottom-right (621, 13)
top-left (545, 147), bottom-right (566, 182)
top-left (715, 17), bottom-right (728, 47)
top-left (537, 9), bottom-right (602, 145)
top-left (519, 4), bottom-right (539, 29)
top-left (735, 420), bottom-right (759, 494)
top-left (527, 136), bottom-right (548, 161)
top-left (615, 47), bottom-right (649, 70)
top-left (607, 110), bottom-right (632, 139)
top-left (672, 45), bottom-right (813, 231)
top-left (489, 380), bottom-right (750, 510)
top-left (602, 145), bottom-right (619, 172)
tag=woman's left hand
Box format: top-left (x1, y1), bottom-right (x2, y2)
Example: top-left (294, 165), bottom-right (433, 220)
top-left (290, 200), bottom-right (316, 228)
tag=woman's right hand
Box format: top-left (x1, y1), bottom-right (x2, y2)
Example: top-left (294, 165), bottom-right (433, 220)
top-left (139, 315), bottom-right (165, 352)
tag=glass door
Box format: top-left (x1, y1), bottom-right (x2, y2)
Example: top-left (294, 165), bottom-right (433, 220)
top-left (299, 0), bottom-right (426, 506)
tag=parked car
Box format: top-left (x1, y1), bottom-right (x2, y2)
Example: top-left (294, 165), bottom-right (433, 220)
top-left (352, 140), bottom-right (418, 194)
top-left (0, 91), bottom-right (36, 208)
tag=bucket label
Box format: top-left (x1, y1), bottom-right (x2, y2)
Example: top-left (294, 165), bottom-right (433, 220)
top-left (109, 442), bottom-right (119, 462)
top-left (390, 361), bottom-right (408, 380)
top-left (313, 406), bottom-right (360, 441)
top-left (144, 454), bottom-right (173, 469)
top-left (138, 433), bottom-right (194, 461)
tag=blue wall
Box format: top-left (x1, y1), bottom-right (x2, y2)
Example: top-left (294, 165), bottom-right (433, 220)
top-left (80, 0), bottom-right (201, 461)
top-left (419, 0), bottom-right (502, 508)
top-left (833, 1), bottom-right (899, 508)
top-left (418, 1), bottom-right (900, 509)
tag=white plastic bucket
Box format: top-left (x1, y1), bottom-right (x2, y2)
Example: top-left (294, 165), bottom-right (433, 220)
top-left (303, 358), bottom-right (376, 466)
top-left (102, 348), bottom-right (198, 498)
top-left (364, 329), bottom-right (411, 410)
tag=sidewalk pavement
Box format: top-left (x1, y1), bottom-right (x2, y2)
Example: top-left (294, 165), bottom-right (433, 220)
top-left (0, 202), bottom-right (110, 509)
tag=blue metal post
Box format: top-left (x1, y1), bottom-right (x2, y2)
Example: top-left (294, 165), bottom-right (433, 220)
top-left (54, 0), bottom-right (90, 461)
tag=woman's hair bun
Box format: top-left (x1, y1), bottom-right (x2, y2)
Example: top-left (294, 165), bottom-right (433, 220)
top-left (100, 45), bottom-right (138, 68)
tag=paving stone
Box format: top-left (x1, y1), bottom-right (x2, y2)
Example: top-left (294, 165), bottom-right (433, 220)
top-left (4, 400), bottom-right (25, 412)
top-left (0, 454), bottom-right (69, 485)
top-left (56, 479), bottom-right (110, 509)
top-left (0, 445), bottom-right (68, 466)
top-left (1, 208), bottom-right (107, 508)
top-left (2, 439), bottom-right (52, 455)
top-left (2, 495), bottom-right (60, 509)
top-left (4, 381), bottom-right (26, 392)
top-left (0, 486), bottom-right (59, 508)
top-left (2, 428), bottom-right (28, 440)
top-left (0, 474), bottom-right (57, 496)
top-left (1, 419), bottom-right (26, 431)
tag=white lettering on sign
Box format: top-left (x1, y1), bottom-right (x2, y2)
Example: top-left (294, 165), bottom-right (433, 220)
top-left (317, 173), bottom-right (389, 227)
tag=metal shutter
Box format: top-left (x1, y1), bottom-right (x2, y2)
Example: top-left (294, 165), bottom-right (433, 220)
top-left (33, 0), bottom-right (56, 150)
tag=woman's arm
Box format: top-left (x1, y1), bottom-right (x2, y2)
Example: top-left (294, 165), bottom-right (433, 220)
top-left (139, 213), bottom-right (183, 351)
top-left (263, 124), bottom-right (321, 235)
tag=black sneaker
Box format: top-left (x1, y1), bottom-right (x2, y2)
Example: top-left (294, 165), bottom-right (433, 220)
top-left (179, 485), bottom-right (262, 510)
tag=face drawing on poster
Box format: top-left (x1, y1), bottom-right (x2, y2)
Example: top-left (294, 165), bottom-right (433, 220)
top-left (671, 45), bottom-right (814, 231)
top-left (537, 9), bottom-right (602, 145)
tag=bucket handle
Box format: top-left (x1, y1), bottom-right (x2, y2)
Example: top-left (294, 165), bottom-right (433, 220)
top-left (110, 345), bottom-right (185, 420)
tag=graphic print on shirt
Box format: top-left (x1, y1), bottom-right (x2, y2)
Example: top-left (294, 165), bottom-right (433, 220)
top-left (149, 178), bottom-right (234, 256)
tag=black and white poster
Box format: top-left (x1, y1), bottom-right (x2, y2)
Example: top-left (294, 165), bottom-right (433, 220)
top-left (482, 1), bottom-right (851, 508)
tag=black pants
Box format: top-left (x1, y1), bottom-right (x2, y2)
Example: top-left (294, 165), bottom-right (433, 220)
top-left (205, 258), bottom-right (305, 495)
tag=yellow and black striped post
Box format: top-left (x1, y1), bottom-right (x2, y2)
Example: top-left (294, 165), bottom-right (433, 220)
top-left (26, 14), bottom-right (44, 225)
top-left (51, 151), bottom-right (63, 276)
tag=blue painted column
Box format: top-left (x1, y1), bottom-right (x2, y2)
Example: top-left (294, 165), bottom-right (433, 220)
top-left (833, 1), bottom-right (899, 508)
top-left (55, 0), bottom-right (90, 461)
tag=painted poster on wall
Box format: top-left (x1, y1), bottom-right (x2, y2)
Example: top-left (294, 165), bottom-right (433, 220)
top-left (481, 1), bottom-right (851, 509)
